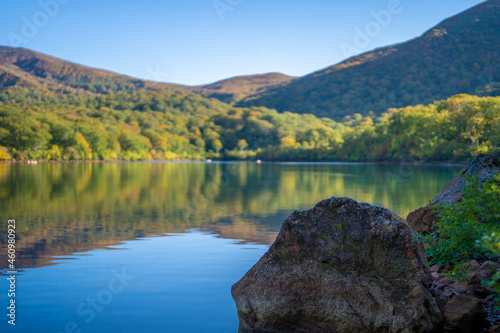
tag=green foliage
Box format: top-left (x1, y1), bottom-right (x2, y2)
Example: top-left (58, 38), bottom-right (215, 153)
top-left (1, 0), bottom-right (499, 123)
top-left (0, 86), bottom-right (498, 162)
top-left (418, 174), bottom-right (500, 283)
top-left (0, 42), bottom-right (499, 162)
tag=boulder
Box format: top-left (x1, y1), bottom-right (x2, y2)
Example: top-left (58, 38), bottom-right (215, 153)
top-left (444, 294), bottom-right (488, 332)
top-left (232, 197), bottom-right (443, 333)
top-left (407, 154), bottom-right (500, 234)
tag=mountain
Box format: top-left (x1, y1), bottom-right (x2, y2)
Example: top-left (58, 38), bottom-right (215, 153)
top-left (0, 45), bottom-right (185, 94)
top-left (0, 1), bottom-right (499, 121)
top-left (0, 45), bottom-right (296, 105)
top-left (234, 0), bottom-right (500, 119)
top-left (0, 45), bottom-right (498, 163)
top-left (187, 73), bottom-right (296, 104)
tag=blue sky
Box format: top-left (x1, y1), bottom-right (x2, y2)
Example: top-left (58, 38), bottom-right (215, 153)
top-left (0, 0), bottom-right (485, 86)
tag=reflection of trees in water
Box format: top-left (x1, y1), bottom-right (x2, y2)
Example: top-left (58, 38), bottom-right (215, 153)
top-left (0, 162), bottom-right (461, 270)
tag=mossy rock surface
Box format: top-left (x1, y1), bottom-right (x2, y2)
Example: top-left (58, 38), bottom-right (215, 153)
top-left (232, 197), bottom-right (443, 333)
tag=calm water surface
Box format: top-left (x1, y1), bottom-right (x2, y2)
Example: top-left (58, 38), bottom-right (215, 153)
top-left (0, 162), bottom-right (462, 332)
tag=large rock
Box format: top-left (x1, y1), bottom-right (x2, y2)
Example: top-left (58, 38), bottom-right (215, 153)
top-left (232, 197), bottom-right (443, 333)
top-left (444, 294), bottom-right (488, 332)
top-left (407, 154), bottom-right (500, 234)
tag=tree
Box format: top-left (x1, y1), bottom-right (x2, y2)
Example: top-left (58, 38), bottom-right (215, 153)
top-left (75, 133), bottom-right (92, 159)
top-left (212, 139), bottom-right (223, 157)
top-left (280, 137), bottom-right (296, 149)
top-left (237, 139), bottom-right (248, 153)
top-left (0, 145), bottom-right (11, 160)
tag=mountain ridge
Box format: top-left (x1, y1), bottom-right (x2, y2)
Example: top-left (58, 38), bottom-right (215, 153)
top-left (186, 72), bottom-right (297, 104)
top-left (0, 45), bottom-right (297, 102)
top-left (0, 45), bottom-right (188, 94)
top-left (235, 0), bottom-right (500, 118)
top-left (0, 0), bottom-right (499, 119)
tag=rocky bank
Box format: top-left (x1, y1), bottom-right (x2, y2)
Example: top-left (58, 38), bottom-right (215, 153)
top-left (407, 154), bottom-right (500, 234)
top-left (232, 154), bottom-right (500, 333)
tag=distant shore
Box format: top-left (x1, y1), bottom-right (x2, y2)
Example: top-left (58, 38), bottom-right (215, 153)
top-left (0, 159), bottom-right (467, 167)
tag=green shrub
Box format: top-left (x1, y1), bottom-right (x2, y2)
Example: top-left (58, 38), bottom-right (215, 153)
top-left (417, 174), bottom-right (500, 281)
top-left (481, 232), bottom-right (500, 305)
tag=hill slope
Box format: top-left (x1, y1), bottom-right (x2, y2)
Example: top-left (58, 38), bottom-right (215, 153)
top-left (0, 46), bottom-right (299, 106)
top-left (0, 1), bottom-right (499, 121)
top-left (0, 46), bottom-right (187, 94)
top-left (235, 0), bottom-right (500, 119)
top-left (187, 73), bottom-right (296, 104)
top-left (0, 46), bottom-right (298, 105)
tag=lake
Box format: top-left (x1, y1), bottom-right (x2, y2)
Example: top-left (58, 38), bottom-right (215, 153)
top-left (0, 161), bottom-right (462, 332)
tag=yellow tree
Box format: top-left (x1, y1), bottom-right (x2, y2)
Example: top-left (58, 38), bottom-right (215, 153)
top-left (0, 146), bottom-right (11, 160)
top-left (75, 133), bottom-right (92, 159)
top-left (212, 139), bottom-right (223, 157)
top-left (280, 137), bottom-right (296, 149)
top-left (237, 139), bottom-right (248, 154)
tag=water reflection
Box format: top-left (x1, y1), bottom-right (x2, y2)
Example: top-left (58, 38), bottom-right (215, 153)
top-left (0, 162), bottom-right (461, 271)
top-left (0, 231), bottom-right (269, 333)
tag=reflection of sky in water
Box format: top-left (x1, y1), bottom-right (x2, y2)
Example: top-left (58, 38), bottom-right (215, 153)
top-left (0, 231), bottom-right (268, 333)
top-left (0, 162), bottom-right (463, 332)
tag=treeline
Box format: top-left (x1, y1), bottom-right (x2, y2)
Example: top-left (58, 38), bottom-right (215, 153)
top-left (0, 87), bottom-right (498, 162)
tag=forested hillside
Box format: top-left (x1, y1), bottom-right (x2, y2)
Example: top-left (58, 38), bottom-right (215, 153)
top-left (0, 2), bottom-right (499, 163)
top-left (0, 86), bottom-right (497, 162)
top-left (187, 73), bottom-right (296, 104)
top-left (235, 0), bottom-right (500, 119)
top-left (2, 1), bottom-right (499, 122)
top-left (0, 45), bottom-right (184, 94)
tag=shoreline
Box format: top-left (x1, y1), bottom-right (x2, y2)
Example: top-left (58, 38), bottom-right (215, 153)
top-left (0, 159), bottom-right (467, 167)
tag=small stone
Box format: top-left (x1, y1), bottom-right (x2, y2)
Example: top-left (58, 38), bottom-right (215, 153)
top-left (444, 294), bottom-right (489, 333)
top-left (478, 261), bottom-right (497, 280)
top-left (454, 281), bottom-right (471, 294)
top-left (464, 289), bottom-right (479, 298)
top-left (469, 260), bottom-right (481, 273)
top-left (430, 265), bottom-right (441, 273)
top-left (481, 261), bottom-right (496, 269)
top-left (443, 287), bottom-right (457, 298)
top-left (437, 276), bottom-right (452, 286)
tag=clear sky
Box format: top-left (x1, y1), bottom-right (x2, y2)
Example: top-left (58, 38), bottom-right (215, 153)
top-left (0, 0), bottom-right (485, 86)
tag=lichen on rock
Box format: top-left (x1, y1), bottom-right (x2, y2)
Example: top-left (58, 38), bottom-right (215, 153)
top-left (232, 197), bottom-right (443, 333)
